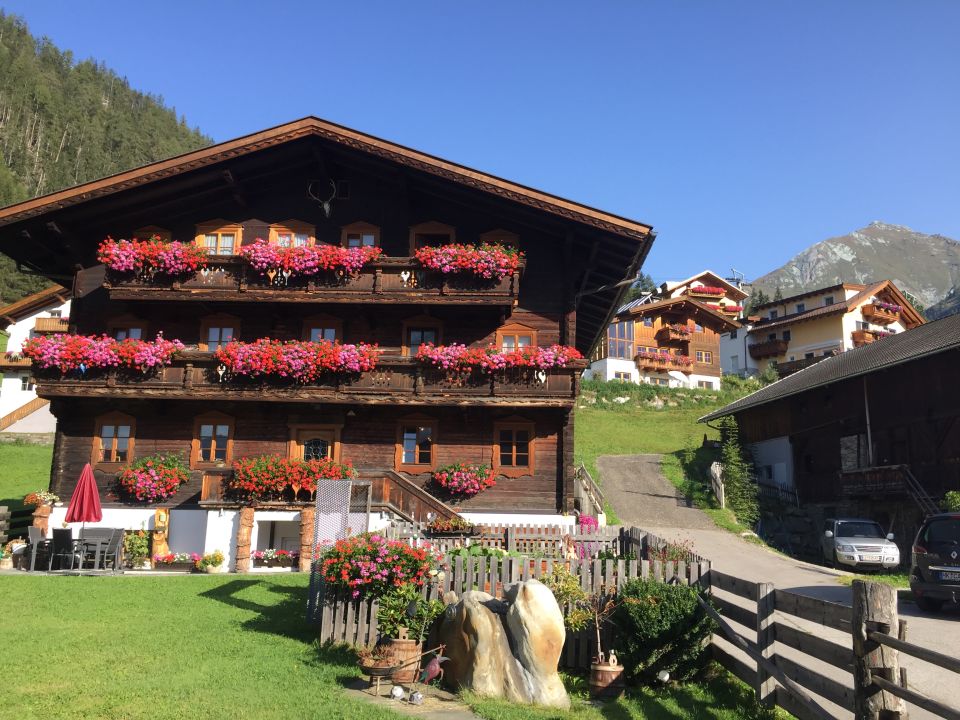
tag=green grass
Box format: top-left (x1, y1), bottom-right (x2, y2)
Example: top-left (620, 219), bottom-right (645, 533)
top-left (836, 572), bottom-right (910, 589)
top-left (467, 663), bottom-right (789, 720)
top-left (0, 574), bottom-right (401, 720)
top-left (0, 440), bottom-right (53, 512)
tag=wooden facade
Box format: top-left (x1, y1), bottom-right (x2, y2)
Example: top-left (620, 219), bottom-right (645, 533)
top-left (0, 117), bottom-right (653, 518)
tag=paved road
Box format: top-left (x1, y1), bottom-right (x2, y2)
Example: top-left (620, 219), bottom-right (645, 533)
top-left (599, 453), bottom-right (960, 720)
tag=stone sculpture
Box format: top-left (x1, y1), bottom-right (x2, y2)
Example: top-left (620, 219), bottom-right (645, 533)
top-left (435, 579), bottom-right (570, 708)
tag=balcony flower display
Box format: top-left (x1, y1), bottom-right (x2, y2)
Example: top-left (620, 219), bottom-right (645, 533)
top-left (228, 454), bottom-right (356, 502)
top-left (636, 350), bottom-right (693, 367)
top-left (319, 533), bottom-right (436, 599)
top-left (415, 343), bottom-right (582, 373)
top-left (238, 238), bottom-right (382, 277)
top-left (116, 453), bottom-right (190, 503)
top-left (213, 339), bottom-right (381, 382)
top-left (688, 285), bottom-right (726, 297)
top-left (154, 553), bottom-right (201, 569)
top-left (98, 236), bottom-right (209, 276)
top-left (666, 323), bottom-right (691, 335)
top-left (431, 462), bottom-right (497, 497)
top-left (874, 301), bottom-right (902, 313)
top-left (23, 333), bottom-right (183, 374)
top-left (414, 242), bottom-right (522, 281)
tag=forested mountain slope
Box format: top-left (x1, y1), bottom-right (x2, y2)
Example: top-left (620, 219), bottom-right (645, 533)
top-left (0, 12), bottom-right (211, 303)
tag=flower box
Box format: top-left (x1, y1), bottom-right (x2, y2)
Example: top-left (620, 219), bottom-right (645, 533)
top-left (153, 562), bottom-right (195, 573)
top-left (414, 243), bottom-right (522, 282)
top-left (252, 549), bottom-right (299, 568)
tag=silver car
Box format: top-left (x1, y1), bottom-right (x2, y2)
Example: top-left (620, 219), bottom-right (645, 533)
top-left (821, 518), bottom-right (900, 570)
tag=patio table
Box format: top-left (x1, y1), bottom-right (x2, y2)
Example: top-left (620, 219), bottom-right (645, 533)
top-left (81, 538), bottom-right (110, 570)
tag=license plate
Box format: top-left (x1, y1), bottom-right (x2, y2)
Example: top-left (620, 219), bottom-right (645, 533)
top-left (862, 555), bottom-right (881, 562)
top-left (940, 571), bottom-right (960, 582)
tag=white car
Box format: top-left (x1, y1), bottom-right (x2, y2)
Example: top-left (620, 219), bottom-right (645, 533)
top-left (821, 518), bottom-right (900, 570)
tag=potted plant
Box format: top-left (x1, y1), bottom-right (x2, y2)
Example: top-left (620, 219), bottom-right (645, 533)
top-left (0, 546), bottom-right (10, 571)
top-left (252, 548), bottom-right (300, 568)
top-left (425, 516), bottom-right (477, 536)
top-left (376, 585), bottom-right (444, 683)
top-left (123, 529), bottom-right (151, 569)
top-left (196, 550), bottom-right (226, 574)
top-left (543, 565), bottom-right (623, 698)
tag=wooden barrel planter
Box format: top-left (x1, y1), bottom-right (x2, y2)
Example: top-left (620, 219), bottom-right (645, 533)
top-left (383, 638), bottom-right (422, 683)
top-left (589, 660), bottom-right (625, 699)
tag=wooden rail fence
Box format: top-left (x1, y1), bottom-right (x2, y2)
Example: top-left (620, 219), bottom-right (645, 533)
top-left (313, 554), bottom-right (710, 670)
top-left (708, 569), bottom-right (960, 719)
top-left (0, 506), bottom-right (33, 543)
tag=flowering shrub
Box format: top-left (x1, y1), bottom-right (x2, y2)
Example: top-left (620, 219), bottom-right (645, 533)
top-left (578, 514), bottom-right (599, 531)
top-left (414, 243), bottom-right (522, 281)
top-left (319, 533), bottom-right (436, 599)
top-left (23, 490), bottom-right (60, 506)
top-left (154, 552), bottom-right (200, 565)
top-left (873, 301), bottom-right (902, 313)
top-left (228, 454), bottom-right (356, 501)
top-left (431, 463), bottom-right (496, 497)
top-left (252, 549), bottom-right (299, 566)
top-left (213, 339), bottom-right (380, 381)
top-left (415, 343), bottom-right (583, 373)
top-left (98, 236), bottom-right (209, 276)
top-left (688, 285), bottom-right (726, 296)
top-left (116, 453), bottom-right (190, 503)
top-left (23, 333), bottom-right (183, 374)
top-left (239, 239), bottom-right (382, 277)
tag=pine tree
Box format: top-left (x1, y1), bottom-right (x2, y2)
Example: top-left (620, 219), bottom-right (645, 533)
top-left (718, 416), bottom-right (759, 528)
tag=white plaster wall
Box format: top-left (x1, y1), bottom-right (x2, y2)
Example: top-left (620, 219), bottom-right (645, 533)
top-left (168, 510), bottom-right (208, 555)
top-left (687, 373), bottom-right (719, 390)
top-left (48, 506), bottom-right (158, 535)
top-left (720, 329), bottom-right (756, 376)
top-left (204, 510), bottom-right (240, 569)
top-left (587, 357), bottom-right (638, 383)
top-left (460, 512), bottom-right (575, 527)
top-left (0, 373), bottom-right (33, 416)
top-left (3, 403), bottom-right (56, 433)
top-left (749, 437), bottom-right (794, 489)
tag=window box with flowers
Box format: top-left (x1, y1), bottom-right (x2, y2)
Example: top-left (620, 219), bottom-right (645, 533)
top-left (430, 462), bottom-right (497, 499)
top-left (238, 239), bottom-right (381, 287)
top-left (116, 453), bottom-right (190, 503)
top-left (153, 552), bottom-right (200, 572)
top-left (213, 338), bottom-right (381, 384)
top-left (22, 333), bottom-right (183, 377)
top-left (226, 455), bottom-right (356, 503)
top-left (415, 343), bottom-right (582, 375)
top-left (414, 242), bottom-right (523, 283)
top-left (424, 516), bottom-right (478, 536)
top-left (98, 236), bottom-right (209, 279)
top-left (252, 549), bottom-right (300, 568)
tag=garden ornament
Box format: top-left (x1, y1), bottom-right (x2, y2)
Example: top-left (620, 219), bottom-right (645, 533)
top-left (389, 685), bottom-right (406, 701)
top-left (408, 691), bottom-right (424, 706)
top-left (419, 652), bottom-right (449, 684)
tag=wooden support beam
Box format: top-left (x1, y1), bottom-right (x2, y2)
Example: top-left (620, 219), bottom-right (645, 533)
top-left (852, 580), bottom-right (906, 719)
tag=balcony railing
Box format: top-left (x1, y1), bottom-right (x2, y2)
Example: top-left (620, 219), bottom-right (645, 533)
top-left (861, 303), bottom-right (899, 325)
top-left (104, 256), bottom-right (523, 305)
top-left (0, 355), bottom-right (31, 369)
top-left (635, 353), bottom-right (694, 374)
top-left (33, 317), bottom-right (69, 333)
top-left (686, 287), bottom-right (726, 299)
top-left (654, 326), bottom-right (691, 343)
top-left (852, 328), bottom-right (893, 347)
top-left (748, 339), bottom-right (788, 360)
top-left (33, 352), bottom-right (583, 406)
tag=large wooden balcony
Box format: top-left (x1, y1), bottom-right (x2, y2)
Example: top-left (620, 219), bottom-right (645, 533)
top-left (748, 339), bottom-right (788, 360)
top-left (635, 352), bottom-right (693, 374)
top-left (655, 326), bottom-right (691, 344)
top-left (104, 256), bottom-right (524, 306)
top-left (0, 355), bottom-right (31, 370)
top-left (861, 303), bottom-right (899, 325)
top-left (34, 352), bottom-right (584, 407)
top-left (33, 317), bottom-right (69, 333)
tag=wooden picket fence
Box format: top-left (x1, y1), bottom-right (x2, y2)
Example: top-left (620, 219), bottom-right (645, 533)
top-left (313, 553), bottom-right (710, 669)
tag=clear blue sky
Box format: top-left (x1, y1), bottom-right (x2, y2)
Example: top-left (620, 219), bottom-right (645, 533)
top-left (4, 1), bottom-right (959, 283)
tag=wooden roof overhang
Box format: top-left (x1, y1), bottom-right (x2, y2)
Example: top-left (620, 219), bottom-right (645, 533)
top-left (0, 117), bottom-right (654, 355)
top-left (621, 297), bottom-right (740, 332)
top-left (0, 283), bottom-right (69, 327)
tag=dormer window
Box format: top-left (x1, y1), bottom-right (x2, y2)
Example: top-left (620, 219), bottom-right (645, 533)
top-left (341, 221), bottom-right (380, 249)
top-left (409, 221), bottom-right (455, 254)
top-left (824, 296), bottom-right (834, 306)
top-left (769, 310), bottom-right (778, 319)
top-left (270, 221), bottom-right (314, 248)
top-left (195, 221), bottom-right (242, 255)
top-left (795, 303), bottom-right (805, 313)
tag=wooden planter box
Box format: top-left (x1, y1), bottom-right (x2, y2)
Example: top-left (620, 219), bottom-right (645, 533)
top-left (153, 562), bottom-right (195, 572)
top-left (253, 559), bottom-right (296, 569)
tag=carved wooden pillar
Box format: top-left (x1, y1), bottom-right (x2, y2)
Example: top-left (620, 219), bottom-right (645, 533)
top-left (561, 410), bottom-right (575, 513)
top-left (235, 506), bottom-right (255, 573)
top-left (299, 506), bottom-right (316, 573)
top-left (32, 504), bottom-right (52, 536)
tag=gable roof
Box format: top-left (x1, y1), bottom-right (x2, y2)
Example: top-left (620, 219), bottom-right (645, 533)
top-left (701, 312), bottom-right (960, 423)
top-left (0, 284), bottom-right (69, 327)
top-left (748, 280), bottom-right (924, 334)
top-left (0, 116), bottom-right (653, 240)
top-left (664, 271), bottom-right (748, 300)
top-left (619, 296), bottom-right (741, 331)
top-left (754, 283), bottom-right (862, 311)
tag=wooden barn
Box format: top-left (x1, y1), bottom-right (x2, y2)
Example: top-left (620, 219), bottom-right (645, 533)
top-left (701, 313), bottom-right (960, 550)
top-left (0, 117), bottom-right (654, 567)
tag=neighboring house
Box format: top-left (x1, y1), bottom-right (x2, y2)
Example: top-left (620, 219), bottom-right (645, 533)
top-left (702, 313), bottom-right (960, 555)
top-left (0, 285), bottom-right (71, 433)
top-left (590, 270), bottom-right (744, 389)
top-left (0, 116), bottom-right (654, 567)
top-left (720, 280), bottom-right (925, 378)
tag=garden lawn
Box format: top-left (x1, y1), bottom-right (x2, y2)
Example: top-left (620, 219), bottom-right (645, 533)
top-left (0, 440), bottom-right (53, 512)
top-left (0, 574), bottom-right (401, 720)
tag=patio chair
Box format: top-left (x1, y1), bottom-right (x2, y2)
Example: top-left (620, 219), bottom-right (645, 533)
top-left (79, 528), bottom-right (121, 571)
top-left (24, 526), bottom-right (50, 572)
top-left (47, 528), bottom-right (83, 571)
top-left (96, 529), bottom-right (125, 573)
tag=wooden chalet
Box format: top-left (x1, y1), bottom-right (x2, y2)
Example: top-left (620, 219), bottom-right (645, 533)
top-left (0, 117), bottom-right (654, 559)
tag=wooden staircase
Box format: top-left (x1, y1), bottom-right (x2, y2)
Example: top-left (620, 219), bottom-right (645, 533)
top-left (363, 471), bottom-right (460, 523)
top-left (0, 397), bottom-right (50, 431)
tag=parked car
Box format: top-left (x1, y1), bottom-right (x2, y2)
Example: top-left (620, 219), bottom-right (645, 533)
top-left (910, 513), bottom-right (960, 613)
top-left (821, 518), bottom-right (900, 570)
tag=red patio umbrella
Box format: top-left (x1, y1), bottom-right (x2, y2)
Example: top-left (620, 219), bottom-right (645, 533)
top-left (64, 462), bottom-right (102, 525)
